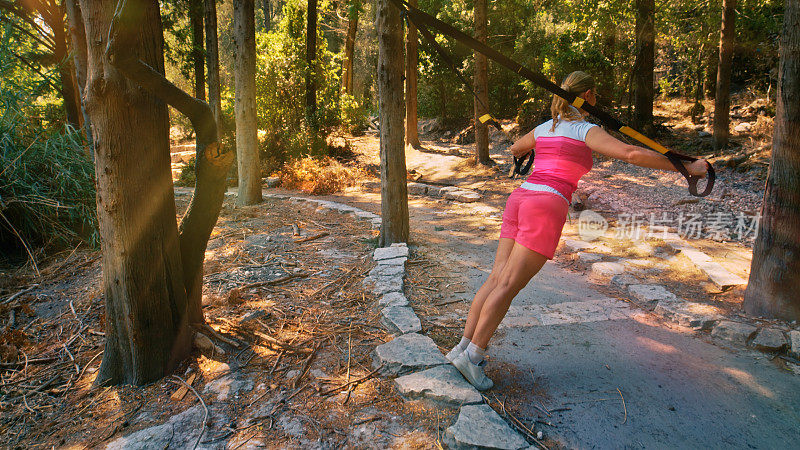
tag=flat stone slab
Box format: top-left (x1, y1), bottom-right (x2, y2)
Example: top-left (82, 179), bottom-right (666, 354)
top-left (445, 190), bottom-right (481, 203)
top-left (501, 298), bottom-right (644, 328)
top-left (750, 328), bottom-right (787, 352)
top-left (611, 274), bottom-right (639, 288)
top-left (407, 182), bottom-right (428, 196)
top-left (577, 252), bottom-right (603, 263)
top-left (790, 330), bottom-right (800, 357)
top-left (564, 239), bottom-right (594, 252)
top-left (381, 306), bottom-right (422, 335)
top-left (377, 256), bottom-right (407, 266)
top-left (590, 262), bottom-right (625, 278)
top-left (369, 264), bottom-right (405, 278)
top-left (379, 292), bottom-right (409, 307)
top-left (204, 375), bottom-right (254, 402)
top-left (711, 321), bottom-right (758, 346)
top-left (665, 238), bottom-right (747, 289)
top-left (372, 333), bottom-right (448, 376)
top-left (106, 405), bottom-right (220, 449)
top-left (654, 298), bottom-right (723, 330)
top-left (444, 404), bottom-right (528, 450)
top-left (365, 275), bottom-right (404, 295)
top-left (628, 284), bottom-right (676, 310)
top-left (374, 245), bottom-right (409, 261)
top-left (394, 365), bottom-right (482, 406)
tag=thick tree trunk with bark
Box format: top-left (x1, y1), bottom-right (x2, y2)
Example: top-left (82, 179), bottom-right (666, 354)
top-left (404, 0), bottom-right (420, 148)
top-left (83, 0), bottom-right (190, 386)
top-left (233, 0), bottom-right (261, 205)
top-left (473, 0), bottom-right (490, 165)
top-left (713, 0), bottom-right (737, 151)
top-left (633, 0), bottom-right (655, 134)
top-left (342, 2), bottom-right (358, 95)
top-left (376, 0), bottom-right (408, 246)
top-left (189, 0), bottom-right (205, 101)
top-left (205, 0), bottom-right (222, 126)
top-left (306, 0), bottom-right (317, 124)
top-left (743, 0), bottom-right (800, 321)
top-left (64, 0), bottom-right (93, 148)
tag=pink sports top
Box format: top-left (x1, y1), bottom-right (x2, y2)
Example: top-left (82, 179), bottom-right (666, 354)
top-left (526, 115), bottom-right (597, 200)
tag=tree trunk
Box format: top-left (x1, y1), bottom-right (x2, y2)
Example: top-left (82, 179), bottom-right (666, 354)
top-left (713, 0), bottom-right (737, 151)
top-left (633, 0), bottom-right (655, 133)
top-left (189, 0), bottom-right (205, 101)
top-left (743, 0), bottom-right (800, 321)
top-left (83, 0), bottom-right (190, 386)
top-left (64, 0), bottom-right (93, 149)
top-left (473, 0), bottom-right (491, 165)
top-left (260, 0), bottom-right (270, 31)
top-left (342, 2), bottom-right (358, 95)
top-left (306, 0), bottom-right (317, 125)
top-left (404, 0), bottom-right (420, 148)
top-left (376, 0), bottom-right (408, 246)
top-left (50, 2), bottom-right (81, 129)
top-left (234, 0), bottom-right (261, 205)
top-left (205, 0), bottom-right (222, 126)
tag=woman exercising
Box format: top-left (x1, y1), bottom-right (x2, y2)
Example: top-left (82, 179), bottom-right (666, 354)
top-left (448, 71), bottom-right (709, 390)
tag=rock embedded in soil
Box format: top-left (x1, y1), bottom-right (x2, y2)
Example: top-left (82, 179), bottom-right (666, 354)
top-left (627, 284), bottom-right (676, 310)
top-left (381, 306), bottom-right (422, 335)
top-left (654, 298), bottom-right (723, 330)
top-left (611, 274), bottom-right (639, 288)
top-left (366, 275), bottom-right (404, 295)
top-left (379, 292), bottom-right (409, 307)
top-left (370, 264), bottom-right (405, 278)
top-left (106, 405), bottom-right (219, 450)
top-left (577, 252), bottom-right (603, 263)
top-left (394, 365), bottom-right (482, 406)
top-left (590, 262), bottom-right (625, 278)
top-left (444, 404), bottom-right (528, 450)
top-left (711, 321), bottom-right (758, 346)
top-left (790, 330), bottom-right (800, 357)
top-left (407, 182), bottom-right (428, 196)
top-left (372, 333), bottom-right (448, 376)
top-left (373, 245), bottom-right (409, 261)
top-left (204, 375), bottom-right (254, 401)
top-left (750, 328), bottom-right (787, 352)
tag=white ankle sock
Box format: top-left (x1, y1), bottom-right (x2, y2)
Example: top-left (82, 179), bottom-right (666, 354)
top-left (456, 337), bottom-right (471, 351)
top-left (466, 342), bottom-right (485, 365)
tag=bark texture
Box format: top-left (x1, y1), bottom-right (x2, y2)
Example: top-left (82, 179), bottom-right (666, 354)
top-left (189, 0), bottom-right (205, 101)
top-left (404, 0), bottom-right (420, 148)
top-left (633, 0), bottom-right (655, 133)
top-left (84, 0), bottom-right (189, 386)
top-left (473, 0), bottom-right (490, 164)
top-left (743, 0), bottom-right (800, 321)
top-left (376, 0), bottom-right (408, 246)
top-left (205, 0), bottom-right (222, 126)
top-left (233, 0), bottom-right (262, 205)
top-left (713, 0), bottom-right (737, 150)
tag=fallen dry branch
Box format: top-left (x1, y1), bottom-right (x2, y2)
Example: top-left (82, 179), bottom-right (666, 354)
top-left (293, 232), bottom-right (329, 243)
top-left (239, 273), bottom-right (309, 290)
top-left (319, 365), bottom-right (382, 396)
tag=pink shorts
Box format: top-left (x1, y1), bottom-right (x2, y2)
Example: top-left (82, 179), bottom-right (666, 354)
top-left (499, 188), bottom-right (569, 259)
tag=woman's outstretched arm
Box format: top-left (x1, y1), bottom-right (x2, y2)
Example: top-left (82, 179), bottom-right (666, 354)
top-left (508, 128), bottom-right (536, 157)
top-left (585, 127), bottom-right (708, 176)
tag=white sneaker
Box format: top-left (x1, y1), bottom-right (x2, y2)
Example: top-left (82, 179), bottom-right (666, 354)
top-left (452, 352), bottom-right (494, 391)
top-left (445, 345), bottom-right (464, 363)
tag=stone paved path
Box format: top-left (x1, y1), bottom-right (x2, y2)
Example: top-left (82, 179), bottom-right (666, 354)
top-left (319, 183), bottom-right (800, 449)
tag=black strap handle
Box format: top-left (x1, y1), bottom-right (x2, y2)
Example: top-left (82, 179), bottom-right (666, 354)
top-left (664, 152), bottom-right (715, 197)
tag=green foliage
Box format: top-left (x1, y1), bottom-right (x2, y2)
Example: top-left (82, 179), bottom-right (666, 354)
top-left (176, 156), bottom-right (197, 187)
top-left (255, 0), bottom-right (367, 172)
top-left (0, 94), bottom-right (97, 254)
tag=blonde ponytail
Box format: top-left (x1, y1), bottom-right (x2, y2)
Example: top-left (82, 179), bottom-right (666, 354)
top-left (550, 71), bottom-right (595, 132)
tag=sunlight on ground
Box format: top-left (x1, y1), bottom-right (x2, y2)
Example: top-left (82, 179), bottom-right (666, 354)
top-left (635, 336), bottom-right (679, 354)
top-left (723, 367), bottom-right (775, 399)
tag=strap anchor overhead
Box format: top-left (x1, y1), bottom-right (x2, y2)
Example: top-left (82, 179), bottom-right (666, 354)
top-left (390, 0), bottom-right (715, 197)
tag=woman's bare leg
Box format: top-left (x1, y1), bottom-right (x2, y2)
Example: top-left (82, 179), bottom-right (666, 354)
top-left (470, 242), bottom-right (548, 349)
top-left (462, 238), bottom-right (516, 340)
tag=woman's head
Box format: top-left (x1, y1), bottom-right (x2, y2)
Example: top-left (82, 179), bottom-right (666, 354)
top-left (550, 71), bottom-right (596, 130)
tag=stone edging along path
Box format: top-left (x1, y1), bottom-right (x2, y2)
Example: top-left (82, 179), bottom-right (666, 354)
top-left (263, 192), bottom-right (534, 449)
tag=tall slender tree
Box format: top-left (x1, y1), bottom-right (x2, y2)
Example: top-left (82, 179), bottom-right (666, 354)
top-left (405, 0), bottom-right (420, 148)
top-left (376, 0), bottom-right (408, 246)
top-left (342, 0), bottom-right (359, 96)
top-left (64, 0), bottom-right (93, 147)
top-left (473, 0), bottom-right (491, 165)
top-left (189, 0), bottom-right (205, 101)
top-left (713, 0), bottom-right (737, 150)
top-left (306, 0), bottom-right (318, 125)
top-left (233, 0), bottom-right (261, 205)
top-left (633, 0), bottom-right (655, 133)
top-left (205, 0), bottom-right (222, 126)
top-left (743, 0), bottom-right (800, 321)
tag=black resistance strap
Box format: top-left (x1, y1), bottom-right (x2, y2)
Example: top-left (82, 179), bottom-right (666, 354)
top-left (391, 0), bottom-right (715, 196)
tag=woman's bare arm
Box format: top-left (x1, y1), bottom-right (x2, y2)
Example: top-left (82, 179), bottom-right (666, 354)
top-left (585, 126), bottom-right (707, 176)
top-left (508, 128), bottom-right (535, 158)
